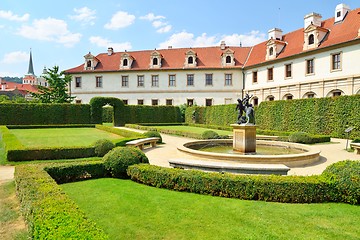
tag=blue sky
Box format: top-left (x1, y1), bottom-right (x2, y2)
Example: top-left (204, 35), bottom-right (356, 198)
top-left (0, 0), bottom-right (358, 77)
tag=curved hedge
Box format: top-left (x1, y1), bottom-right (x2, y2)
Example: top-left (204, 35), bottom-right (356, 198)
top-left (90, 97), bottom-right (125, 126)
top-left (128, 160), bottom-right (360, 204)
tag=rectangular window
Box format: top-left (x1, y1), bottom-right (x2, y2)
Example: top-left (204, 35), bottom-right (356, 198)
top-left (166, 99), bottom-right (173, 105)
top-left (252, 71), bottom-right (258, 83)
top-left (267, 68), bottom-right (273, 81)
top-left (225, 74), bottom-right (232, 86)
top-left (96, 76), bottom-right (102, 88)
top-left (224, 98), bottom-right (232, 105)
top-left (332, 53), bottom-right (341, 70)
top-left (152, 99), bottom-right (159, 105)
top-left (169, 75), bottom-right (176, 87)
top-left (75, 99), bottom-right (82, 104)
top-left (151, 75), bottom-right (159, 87)
top-left (137, 99), bottom-right (144, 105)
top-left (187, 74), bottom-right (194, 86)
top-left (285, 64), bottom-right (292, 78)
top-left (121, 76), bottom-right (129, 87)
top-left (205, 74), bottom-right (213, 86)
top-left (306, 59), bottom-right (314, 74)
top-left (122, 99), bottom-right (128, 105)
top-left (205, 98), bottom-right (213, 106)
top-left (75, 77), bottom-right (81, 88)
top-left (137, 75), bottom-right (144, 87)
top-left (253, 98), bottom-right (259, 106)
top-left (187, 99), bottom-right (194, 106)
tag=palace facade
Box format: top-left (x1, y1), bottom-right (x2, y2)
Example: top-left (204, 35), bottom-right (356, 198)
top-left (65, 3), bottom-right (360, 106)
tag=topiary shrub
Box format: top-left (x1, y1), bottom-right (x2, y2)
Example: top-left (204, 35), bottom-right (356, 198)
top-left (143, 131), bottom-right (162, 143)
top-left (94, 139), bottom-right (115, 157)
top-left (201, 130), bottom-right (219, 139)
top-left (103, 147), bottom-right (149, 178)
top-left (288, 132), bottom-right (312, 144)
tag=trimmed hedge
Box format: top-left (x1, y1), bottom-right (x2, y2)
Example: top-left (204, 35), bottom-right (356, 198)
top-left (95, 124), bottom-right (143, 138)
top-left (185, 95), bottom-right (360, 139)
top-left (128, 161), bottom-right (360, 204)
top-left (15, 162), bottom-right (108, 239)
top-left (0, 103), bottom-right (91, 125)
top-left (6, 124), bottom-right (95, 129)
top-left (125, 105), bottom-right (182, 124)
top-left (125, 124), bottom-right (204, 139)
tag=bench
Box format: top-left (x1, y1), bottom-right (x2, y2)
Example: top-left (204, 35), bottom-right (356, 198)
top-left (126, 137), bottom-right (160, 150)
top-left (169, 158), bottom-right (290, 175)
top-left (350, 143), bottom-right (360, 154)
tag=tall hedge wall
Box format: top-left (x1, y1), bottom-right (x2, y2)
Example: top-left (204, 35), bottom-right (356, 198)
top-left (185, 95), bottom-right (360, 138)
top-left (123, 105), bottom-right (182, 124)
top-left (0, 103), bottom-right (91, 125)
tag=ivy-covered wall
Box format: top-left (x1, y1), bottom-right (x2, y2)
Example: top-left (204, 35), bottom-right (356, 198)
top-left (0, 103), bottom-right (91, 125)
top-left (185, 95), bottom-right (360, 138)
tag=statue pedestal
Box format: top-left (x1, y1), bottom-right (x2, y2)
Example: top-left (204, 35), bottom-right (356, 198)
top-left (231, 124), bottom-right (256, 153)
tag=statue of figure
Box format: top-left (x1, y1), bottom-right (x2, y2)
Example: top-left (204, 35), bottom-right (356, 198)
top-left (235, 94), bottom-right (255, 125)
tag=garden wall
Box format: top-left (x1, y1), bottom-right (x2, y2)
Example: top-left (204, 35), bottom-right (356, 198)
top-left (185, 95), bottom-right (360, 138)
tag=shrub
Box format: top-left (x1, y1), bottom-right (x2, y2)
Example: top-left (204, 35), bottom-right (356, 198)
top-left (288, 132), bottom-right (330, 144)
top-left (143, 131), bottom-right (162, 143)
top-left (201, 130), bottom-right (219, 139)
top-left (103, 147), bottom-right (149, 178)
top-left (94, 139), bottom-right (115, 157)
top-left (322, 160), bottom-right (360, 204)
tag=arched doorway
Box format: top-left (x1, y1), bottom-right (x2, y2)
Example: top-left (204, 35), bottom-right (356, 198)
top-left (89, 97), bottom-right (125, 126)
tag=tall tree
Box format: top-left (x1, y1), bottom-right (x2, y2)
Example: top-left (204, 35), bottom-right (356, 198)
top-left (31, 65), bottom-right (75, 103)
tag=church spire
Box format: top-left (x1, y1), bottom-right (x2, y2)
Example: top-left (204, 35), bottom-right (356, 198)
top-left (27, 49), bottom-right (35, 75)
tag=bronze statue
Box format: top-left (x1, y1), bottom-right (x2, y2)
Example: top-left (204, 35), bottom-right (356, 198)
top-left (236, 93), bottom-right (255, 125)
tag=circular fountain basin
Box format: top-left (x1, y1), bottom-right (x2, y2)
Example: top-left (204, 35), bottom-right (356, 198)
top-left (177, 139), bottom-right (321, 167)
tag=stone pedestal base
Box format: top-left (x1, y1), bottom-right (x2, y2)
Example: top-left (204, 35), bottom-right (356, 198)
top-left (231, 124), bottom-right (256, 153)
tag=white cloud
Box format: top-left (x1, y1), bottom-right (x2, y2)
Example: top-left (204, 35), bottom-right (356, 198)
top-left (140, 13), bottom-right (165, 21)
top-left (17, 17), bottom-right (82, 47)
top-left (69, 7), bottom-right (96, 25)
top-left (157, 25), bottom-right (172, 33)
top-left (0, 10), bottom-right (29, 22)
top-left (1, 51), bottom-right (28, 64)
top-left (152, 20), bottom-right (166, 28)
top-left (89, 36), bottom-right (132, 51)
top-left (158, 30), bottom-right (266, 49)
top-left (104, 11), bottom-right (135, 30)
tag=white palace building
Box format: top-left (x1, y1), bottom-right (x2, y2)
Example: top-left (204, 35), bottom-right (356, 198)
top-left (66, 3), bottom-right (360, 106)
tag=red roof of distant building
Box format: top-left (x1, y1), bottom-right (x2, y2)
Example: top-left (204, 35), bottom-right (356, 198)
top-left (0, 81), bottom-right (39, 93)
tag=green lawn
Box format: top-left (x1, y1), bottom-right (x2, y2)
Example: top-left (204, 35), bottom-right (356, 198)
top-left (9, 128), bottom-right (123, 148)
top-left (62, 178), bottom-right (360, 240)
top-left (153, 125), bottom-right (232, 136)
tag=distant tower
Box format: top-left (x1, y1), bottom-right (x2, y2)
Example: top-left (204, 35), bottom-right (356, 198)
top-left (23, 49), bottom-right (37, 85)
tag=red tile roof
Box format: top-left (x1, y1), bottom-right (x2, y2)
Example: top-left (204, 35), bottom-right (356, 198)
top-left (66, 46), bottom-right (252, 73)
top-left (244, 7), bottom-right (360, 67)
top-left (0, 81), bottom-right (39, 93)
top-left (65, 8), bottom-right (360, 73)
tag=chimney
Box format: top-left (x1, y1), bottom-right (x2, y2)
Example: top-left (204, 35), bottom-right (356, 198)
top-left (220, 41), bottom-right (226, 50)
top-left (268, 28), bottom-right (283, 40)
top-left (107, 47), bottom-right (114, 56)
top-left (1, 80), bottom-right (5, 91)
top-left (304, 12), bottom-right (322, 29)
top-left (335, 3), bottom-right (350, 23)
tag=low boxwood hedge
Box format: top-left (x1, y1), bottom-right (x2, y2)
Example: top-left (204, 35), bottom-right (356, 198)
top-left (128, 160), bottom-right (359, 204)
top-left (15, 162), bottom-right (108, 239)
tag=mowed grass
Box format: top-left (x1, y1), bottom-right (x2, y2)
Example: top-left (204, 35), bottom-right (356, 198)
top-left (9, 128), bottom-right (123, 148)
top-left (152, 125), bottom-right (232, 136)
top-left (62, 178), bottom-right (360, 240)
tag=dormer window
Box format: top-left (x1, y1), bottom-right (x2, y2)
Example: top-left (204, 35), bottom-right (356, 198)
top-left (150, 50), bottom-right (162, 68)
top-left (188, 56), bottom-right (193, 64)
top-left (308, 34), bottom-right (315, 45)
top-left (226, 56), bottom-right (231, 64)
top-left (221, 48), bottom-right (235, 67)
top-left (184, 49), bottom-right (197, 68)
top-left (269, 47), bottom-right (274, 56)
top-left (120, 52), bottom-right (134, 69)
top-left (83, 52), bottom-right (99, 70)
top-left (153, 58), bottom-right (158, 65)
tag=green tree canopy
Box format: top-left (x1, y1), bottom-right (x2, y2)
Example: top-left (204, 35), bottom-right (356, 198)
top-left (31, 65), bottom-right (75, 103)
